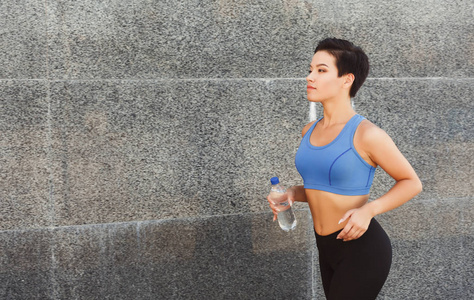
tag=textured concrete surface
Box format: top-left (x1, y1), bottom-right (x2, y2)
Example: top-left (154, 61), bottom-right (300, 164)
top-left (0, 0), bottom-right (473, 299)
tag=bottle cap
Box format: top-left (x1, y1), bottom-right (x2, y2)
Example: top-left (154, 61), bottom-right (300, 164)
top-left (270, 177), bottom-right (280, 185)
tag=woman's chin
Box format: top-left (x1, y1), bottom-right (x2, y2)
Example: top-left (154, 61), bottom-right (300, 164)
top-left (307, 97), bottom-right (323, 103)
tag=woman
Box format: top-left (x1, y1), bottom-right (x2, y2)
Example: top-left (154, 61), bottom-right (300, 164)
top-left (267, 38), bottom-right (422, 299)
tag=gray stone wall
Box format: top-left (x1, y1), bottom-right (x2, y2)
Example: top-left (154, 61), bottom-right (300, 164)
top-left (0, 0), bottom-right (472, 299)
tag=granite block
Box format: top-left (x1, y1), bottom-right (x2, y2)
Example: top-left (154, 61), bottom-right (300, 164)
top-left (52, 212), bottom-right (313, 299)
top-left (46, 0), bottom-right (473, 79)
top-left (150, 212), bottom-right (311, 299)
top-left (0, 1), bottom-right (47, 79)
top-left (0, 80), bottom-right (49, 130)
top-left (0, 229), bottom-right (54, 299)
top-left (251, 210), bottom-right (312, 254)
top-left (49, 79), bottom-right (307, 226)
top-left (357, 78), bottom-right (473, 146)
top-left (0, 80), bottom-right (52, 230)
top-left (46, 0), bottom-right (314, 79)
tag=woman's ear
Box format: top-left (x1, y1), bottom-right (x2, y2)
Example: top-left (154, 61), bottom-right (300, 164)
top-left (343, 73), bottom-right (355, 88)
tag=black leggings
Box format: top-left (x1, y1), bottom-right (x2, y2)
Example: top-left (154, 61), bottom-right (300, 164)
top-left (315, 218), bottom-right (392, 300)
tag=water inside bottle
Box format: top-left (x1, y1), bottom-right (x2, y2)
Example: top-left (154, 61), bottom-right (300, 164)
top-left (277, 203), bottom-right (297, 231)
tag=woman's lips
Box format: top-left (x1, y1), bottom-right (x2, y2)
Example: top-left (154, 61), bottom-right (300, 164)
top-left (307, 85), bottom-right (316, 90)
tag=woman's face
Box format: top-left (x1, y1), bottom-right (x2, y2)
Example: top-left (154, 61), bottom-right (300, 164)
top-left (306, 51), bottom-right (350, 102)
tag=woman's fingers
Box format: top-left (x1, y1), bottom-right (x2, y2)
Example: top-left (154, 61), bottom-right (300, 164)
top-left (271, 206), bottom-right (278, 214)
top-left (270, 205), bottom-right (278, 221)
top-left (344, 229), bottom-right (360, 241)
top-left (338, 223), bottom-right (356, 240)
top-left (337, 224), bottom-right (351, 240)
top-left (267, 195), bottom-right (279, 221)
top-left (339, 226), bottom-right (366, 241)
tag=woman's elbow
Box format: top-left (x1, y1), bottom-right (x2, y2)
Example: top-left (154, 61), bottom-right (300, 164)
top-left (413, 177), bottom-right (423, 195)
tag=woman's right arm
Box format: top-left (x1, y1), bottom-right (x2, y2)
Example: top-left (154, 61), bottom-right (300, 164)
top-left (288, 185), bottom-right (307, 202)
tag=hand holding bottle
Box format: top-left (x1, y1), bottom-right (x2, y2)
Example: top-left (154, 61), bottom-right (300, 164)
top-left (267, 177), bottom-right (297, 231)
top-left (267, 188), bottom-right (296, 221)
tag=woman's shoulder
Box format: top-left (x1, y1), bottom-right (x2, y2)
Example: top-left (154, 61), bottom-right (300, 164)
top-left (301, 120), bottom-right (317, 137)
top-left (357, 118), bottom-right (392, 145)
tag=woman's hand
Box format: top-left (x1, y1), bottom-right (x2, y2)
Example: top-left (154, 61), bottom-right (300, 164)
top-left (336, 204), bottom-right (375, 241)
top-left (267, 186), bottom-right (296, 221)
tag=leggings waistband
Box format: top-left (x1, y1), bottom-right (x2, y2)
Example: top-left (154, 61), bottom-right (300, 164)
top-left (314, 227), bottom-right (344, 241)
top-left (314, 218), bottom-right (379, 244)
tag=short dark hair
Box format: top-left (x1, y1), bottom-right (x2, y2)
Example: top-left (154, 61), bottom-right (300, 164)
top-left (315, 38), bottom-right (369, 98)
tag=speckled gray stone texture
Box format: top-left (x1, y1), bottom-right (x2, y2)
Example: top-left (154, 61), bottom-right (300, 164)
top-left (0, 212), bottom-right (313, 299)
top-left (382, 234), bottom-right (474, 300)
top-left (355, 78), bottom-right (474, 201)
top-left (46, 0), bottom-right (315, 79)
top-left (0, 1), bottom-right (47, 79)
top-left (310, 0), bottom-right (474, 78)
top-left (0, 80), bottom-right (53, 230)
top-left (377, 197), bottom-right (473, 299)
top-left (49, 79), bottom-right (307, 226)
top-left (46, 0), bottom-right (474, 79)
top-left (2, 206), bottom-right (472, 299)
top-left (0, 229), bottom-right (54, 299)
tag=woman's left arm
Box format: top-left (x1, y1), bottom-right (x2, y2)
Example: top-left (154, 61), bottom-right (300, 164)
top-left (337, 124), bottom-right (423, 241)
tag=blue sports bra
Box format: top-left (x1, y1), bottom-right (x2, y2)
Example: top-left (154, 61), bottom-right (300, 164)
top-left (294, 114), bottom-right (376, 196)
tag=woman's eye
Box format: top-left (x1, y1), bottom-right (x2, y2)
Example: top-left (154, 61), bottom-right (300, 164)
top-left (318, 69), bottom-right (325, 72)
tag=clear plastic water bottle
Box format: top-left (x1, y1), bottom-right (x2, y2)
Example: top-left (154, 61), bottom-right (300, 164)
top-left (269, 177), bottom-right (297, 231)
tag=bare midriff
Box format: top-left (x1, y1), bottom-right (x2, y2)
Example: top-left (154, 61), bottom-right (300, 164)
top-left (306, 189), bottom-right (369, 236)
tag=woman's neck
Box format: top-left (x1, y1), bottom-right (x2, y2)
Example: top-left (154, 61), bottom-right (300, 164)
top-left (320, 99), bottom-right (356, 127)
